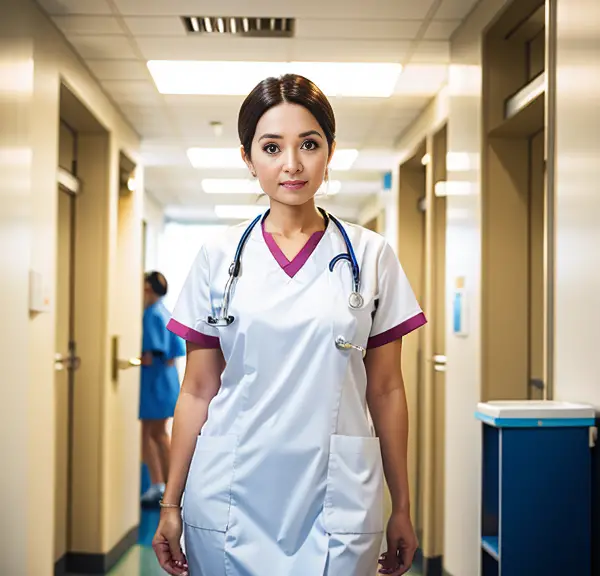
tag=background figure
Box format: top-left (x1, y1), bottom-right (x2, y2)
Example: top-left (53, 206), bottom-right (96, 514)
top-left (140, 271), bottom-right (186, 507)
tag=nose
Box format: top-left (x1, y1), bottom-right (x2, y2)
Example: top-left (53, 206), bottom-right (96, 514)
top-left (283, 148), bottom-right (302, 175)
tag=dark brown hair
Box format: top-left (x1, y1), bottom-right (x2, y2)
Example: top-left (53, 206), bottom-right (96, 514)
top-left (145, 271), bottom-right (167, 296)
top-left (238, 74), bottom-right (336, 159)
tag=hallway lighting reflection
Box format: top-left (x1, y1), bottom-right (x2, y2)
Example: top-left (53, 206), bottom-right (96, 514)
top-left (148, 61), bottom-right (402, 97)
top-left (434, 181), bottom-right (474, 197)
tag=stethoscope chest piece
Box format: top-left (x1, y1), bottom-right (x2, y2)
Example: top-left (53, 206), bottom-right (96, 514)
top-left (335, 335), bottom-right (367, 359)
top-left (348, 291), bottom-right (364, 310)
top-left (207, 315), bottom-right (235, 327)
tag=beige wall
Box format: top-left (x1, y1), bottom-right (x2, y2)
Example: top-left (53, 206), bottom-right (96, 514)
top-left (554, 0), bottom-right (600, 407)
top-left (143, 191), bottom-right (165, 271)
top-left (0, 0), bottom-right (142, 573)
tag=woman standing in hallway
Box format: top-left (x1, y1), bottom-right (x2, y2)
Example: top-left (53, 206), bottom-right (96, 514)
top-left (152, 74), bottom-right (426, 576)
top-left (140, 271), bottom-right (186, 506)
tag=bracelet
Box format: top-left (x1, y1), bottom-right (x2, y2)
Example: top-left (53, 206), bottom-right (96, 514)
top-left (159, 499), bottom-right (181, 509)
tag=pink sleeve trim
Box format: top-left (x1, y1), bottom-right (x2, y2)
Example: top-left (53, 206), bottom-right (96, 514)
top-left (367, 312), bottom-right (427, 349)
top-left (167, 319), bottom-right (220, 349)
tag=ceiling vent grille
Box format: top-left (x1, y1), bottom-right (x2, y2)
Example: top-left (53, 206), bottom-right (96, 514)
top-left (182, 16), bottom-right (295, 38)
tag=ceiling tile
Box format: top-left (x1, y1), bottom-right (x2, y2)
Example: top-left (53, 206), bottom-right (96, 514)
top-left (37, 0), bottom-right (111, 15)
top-left (408, 41), bottom-right (451, 64)
top-left (135, 37), bottom-right (292, 62)
top-left (393, 65), bottom-right (448, 95)
top-left (289, 39), bottom-right (412, 62)
top-left (101, 80), bottom-right (163, 105)
top-left (112, 0), bottom-right (437, 20)
top-left (51, 15), bottom-right (123, 35)
top-left (295, 19), bottom-right (422, 40)
top-left (123, 16), bottom-right (187, 36)
top-left (86, 59), bottom-right (149, 81)
top-left (424, 20), bottom-right (462, 40)
top-left (434, 0), bottom-right (480, 20)
top-left (68, 35), bottom-right (138, 59)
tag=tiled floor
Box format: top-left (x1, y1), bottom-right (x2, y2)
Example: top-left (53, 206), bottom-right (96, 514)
top-left (100, 508), bottom-right (421, 575)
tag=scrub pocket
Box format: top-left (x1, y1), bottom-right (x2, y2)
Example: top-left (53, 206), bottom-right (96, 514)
top-left (183, 434), bottom-right (237, 532)
top-left (323, 434), bottom-right (384, 534)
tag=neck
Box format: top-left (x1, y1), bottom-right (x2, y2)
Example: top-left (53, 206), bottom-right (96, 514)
top-left (266, 199), bottom-right (325, 237)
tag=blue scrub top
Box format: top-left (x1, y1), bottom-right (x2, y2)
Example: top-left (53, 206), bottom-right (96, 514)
top-left (140, 300), bottom-right (185, 420)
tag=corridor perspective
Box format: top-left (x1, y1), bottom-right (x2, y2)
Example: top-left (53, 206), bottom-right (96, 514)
top-left (2, 0), bottom-right (599, 575)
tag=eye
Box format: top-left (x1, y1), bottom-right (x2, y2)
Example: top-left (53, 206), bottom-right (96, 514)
top-left (301, 139), bottom-right (319, 151)
top-left (263, 143), bottom-right (280, 155)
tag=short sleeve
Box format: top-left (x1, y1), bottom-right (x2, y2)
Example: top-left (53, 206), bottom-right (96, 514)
top-left (166, 245), bottom-right (221, 349)
top-left (142, 309), bottom-right (169, 354)
top-left (367, 242), bottom-right (427, 349)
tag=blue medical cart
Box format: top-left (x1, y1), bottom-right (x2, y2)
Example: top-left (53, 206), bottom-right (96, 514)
top-left (476, 400), bottom-right (595, 576)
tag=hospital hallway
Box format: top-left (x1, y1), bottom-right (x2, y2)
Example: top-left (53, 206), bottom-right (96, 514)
top-left (2, 0), bottom-right (600, 575)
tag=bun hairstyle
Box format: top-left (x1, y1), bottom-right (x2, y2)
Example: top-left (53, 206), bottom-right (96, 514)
top-left (145, 271), bottom-right (168, 297)
top-left (238, 74), bottom-right (336, 160)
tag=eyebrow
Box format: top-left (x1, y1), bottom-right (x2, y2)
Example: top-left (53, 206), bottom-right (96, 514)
top-left (258, 130), bottom-right (324, 141)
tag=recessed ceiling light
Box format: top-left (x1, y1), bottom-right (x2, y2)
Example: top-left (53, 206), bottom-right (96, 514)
top-left (189, 148), bottom-right (359, 170)
top-left (148, 61), bottom-right (402, 98)
top-left (214, 205), bottom-right (267, 220)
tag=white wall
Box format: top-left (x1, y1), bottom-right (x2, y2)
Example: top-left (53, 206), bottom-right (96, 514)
top-left (554, 0), bottom-right (600, 407)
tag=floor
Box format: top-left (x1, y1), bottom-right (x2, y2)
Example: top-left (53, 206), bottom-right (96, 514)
top-left (101, 507), bottom-right (421, 575)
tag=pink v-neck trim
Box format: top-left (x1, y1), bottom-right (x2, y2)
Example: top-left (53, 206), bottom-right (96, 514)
top-left (261, 219), bottom-right (326, 278)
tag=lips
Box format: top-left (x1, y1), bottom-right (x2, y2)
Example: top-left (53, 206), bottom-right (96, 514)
top-left (280, 180), bottom-right (308, 190)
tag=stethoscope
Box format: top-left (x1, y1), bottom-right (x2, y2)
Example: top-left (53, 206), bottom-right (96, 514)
top-left (206, 208), bottom-right (364, 344)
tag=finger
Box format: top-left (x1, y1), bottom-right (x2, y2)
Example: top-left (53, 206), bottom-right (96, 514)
top-left (152, 541), bottom-right (181, 576)
top-left (168, 537), bottom-right (189, 571)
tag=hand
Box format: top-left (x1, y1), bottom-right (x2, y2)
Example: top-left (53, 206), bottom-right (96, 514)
top-left (378, 510), bottom-right (418, 575)
top-left (152, 509), bottom-right (189, 576)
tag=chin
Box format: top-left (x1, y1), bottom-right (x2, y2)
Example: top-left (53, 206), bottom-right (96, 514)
top-left (272, 188), bottom-right (318, 207)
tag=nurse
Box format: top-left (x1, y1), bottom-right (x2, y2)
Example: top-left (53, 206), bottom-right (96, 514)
top-left (140, 271), bottom-right (186, 506)
top-left (152, 74), bottom-right (427, 576)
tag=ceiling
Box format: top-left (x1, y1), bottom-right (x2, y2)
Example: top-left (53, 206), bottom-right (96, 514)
top-left (37, 0), bottom-right (479, 222)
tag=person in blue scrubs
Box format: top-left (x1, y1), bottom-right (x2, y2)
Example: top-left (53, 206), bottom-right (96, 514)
top-left (140, 271), bottom-right (186, 506)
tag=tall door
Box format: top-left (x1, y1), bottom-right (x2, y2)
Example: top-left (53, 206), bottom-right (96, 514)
top-left (420, 126), bottom-right (447, 570)
top-left (54, 188), bottom-right (77, 563)
top-left (54, 122), bottom-right (80, 564)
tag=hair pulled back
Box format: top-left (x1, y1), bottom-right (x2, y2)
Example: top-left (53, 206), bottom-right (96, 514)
top-left (238, 74), bottom-right (336, 159)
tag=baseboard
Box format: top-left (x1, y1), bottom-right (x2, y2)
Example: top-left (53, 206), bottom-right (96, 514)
top-left (413, 548), bottom-right (443, 576)
top-left (54, 554), bottom-right (67, 576)
top-left (62, 525), bottom-right (138, 574)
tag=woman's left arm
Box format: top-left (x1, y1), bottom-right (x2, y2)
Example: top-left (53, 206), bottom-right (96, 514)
top-left (365, 338), bottom-right (417, 576)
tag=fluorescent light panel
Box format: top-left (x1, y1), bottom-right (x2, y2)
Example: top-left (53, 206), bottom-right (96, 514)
top-left (147, 61), bottom-right (402, 98)
top-left (189, 148), bottom-right (358, 170)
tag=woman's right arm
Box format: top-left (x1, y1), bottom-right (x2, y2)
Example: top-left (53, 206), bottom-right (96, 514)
top-left (164, 341), bottom-right (225, 505)
top-left (153, 341), bottom-right (224, 576)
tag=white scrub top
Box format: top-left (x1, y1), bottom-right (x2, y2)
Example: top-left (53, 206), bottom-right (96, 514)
top-left (167, 214), bottom-right (426, 576)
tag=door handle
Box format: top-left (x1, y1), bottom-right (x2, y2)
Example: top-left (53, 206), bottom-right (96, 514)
top-left (55, 352), bottom-right (81, 371)
top-left (111, 336), bottom-right (141, 382)
top-left (433, 354), bottom-right (447, 372)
